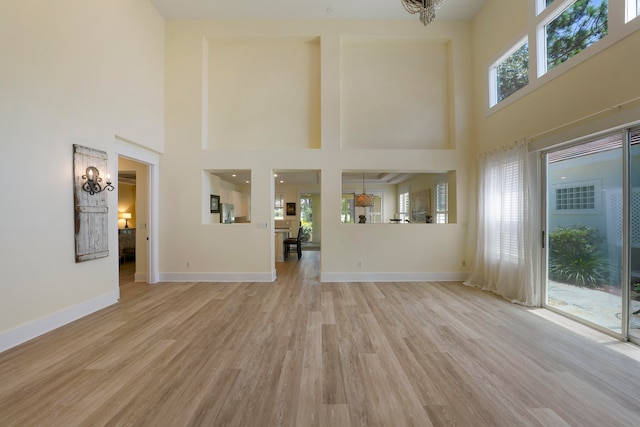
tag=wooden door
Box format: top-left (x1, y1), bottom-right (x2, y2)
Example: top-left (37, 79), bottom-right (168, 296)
top-left (73, 144), bottom-right (110, 262)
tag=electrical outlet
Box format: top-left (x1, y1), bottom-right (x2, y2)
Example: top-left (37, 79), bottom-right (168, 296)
top-left (357, 260), bottom-right (362, 268)
top-left (187, 261), bottom-right (191, 268)
top-left (462, 260), bottom-right (466, 267)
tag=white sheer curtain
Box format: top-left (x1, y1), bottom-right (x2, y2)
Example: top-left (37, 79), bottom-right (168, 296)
top-left (465, 140), bottom-right (538, 306)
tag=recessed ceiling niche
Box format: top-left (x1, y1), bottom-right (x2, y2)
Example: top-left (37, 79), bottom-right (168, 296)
top-left (340, 37), bottom-right (451, 150)
top-left (207, 37), bottom-right (321, 150)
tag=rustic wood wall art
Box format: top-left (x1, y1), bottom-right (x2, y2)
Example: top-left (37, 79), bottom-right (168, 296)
top-left (73, 144), bottom-right (110, 262)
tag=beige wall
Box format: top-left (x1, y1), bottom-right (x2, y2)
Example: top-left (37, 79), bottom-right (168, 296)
top-left (472, 0), bottom-right (640, 153)
top-left (308, 193), bottom-right (322, 244)
top-left (0, 0), bottom-right (164, 343)
top-left (341, 37), bottom-right (451, 149)
top-left (468, 0), bottom-right (640, 287)
top-left (162, 19), bottom-right (475, 280)
top-left (207, 38), bottom-right (321, 150)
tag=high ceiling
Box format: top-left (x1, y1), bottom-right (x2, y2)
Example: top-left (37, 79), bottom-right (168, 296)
top-left (159, 1), bottom-right (486, 187)
top-left (150, 0), bottom-right (486, 22)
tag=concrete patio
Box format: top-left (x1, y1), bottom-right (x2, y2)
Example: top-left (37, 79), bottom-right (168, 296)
top-left (548, 281), bottom-right (640, 332)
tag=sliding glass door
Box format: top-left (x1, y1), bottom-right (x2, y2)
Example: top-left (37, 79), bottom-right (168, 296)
top-left (545, 134), bottom-right (624, 334)
top-left (545, 126), bottom-right (640, 340)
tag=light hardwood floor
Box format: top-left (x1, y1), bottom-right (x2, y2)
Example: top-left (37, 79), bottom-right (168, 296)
top-left (119, 260), bottom-right (135, 286)
top-left (2, 252), bottom-right (640, 426)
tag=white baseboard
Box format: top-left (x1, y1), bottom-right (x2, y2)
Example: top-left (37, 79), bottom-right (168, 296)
top-left (0, 292), bottom-right (118, 353)
top-left (159, 272), bottom-right (275, 283)
top-left (161, 271), bottom-right (469, 283)
top-left (320, 272), bottom-right (469, 283)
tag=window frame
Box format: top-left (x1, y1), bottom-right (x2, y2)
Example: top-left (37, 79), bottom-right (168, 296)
top-left (537, 0), bottom-right (609, 77)
top-left (488, 0), bottom-right (639, 113)
top-left (489, 37), bottom-right (529, 107)
top-left (626, 0), bottom-right (640, 22)
top-left (398, 186), bottom-right (410, 222)
top-left (274, 192), bottom-right (285, 220)
top-left (435, 180), bottom-right (449, 224)
top-left (367, 192), bottom-right (384, 224)
top-left (341, 193), bottom-right (356, 224)
top-left (552, 179), bottom-right (602, 213)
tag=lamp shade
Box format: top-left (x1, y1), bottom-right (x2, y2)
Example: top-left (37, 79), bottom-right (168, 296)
top-left (355, 193), bottom-right (374, 207)
top-left (120, 212), bottom-right (132, 220)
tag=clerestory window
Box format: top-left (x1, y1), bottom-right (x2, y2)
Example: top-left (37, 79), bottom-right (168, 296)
top-left (488, 0), bottom-right (628, 109)
top-left (542, 0), bottom-right (608, 74)
top-left (490, 39), bottom-right (529, 106)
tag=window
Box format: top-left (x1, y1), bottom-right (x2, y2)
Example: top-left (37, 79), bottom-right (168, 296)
top-left (488, 155), bottom-right (525, 261)
top-left (368, 193), bottom-right (383, 224)
top-left (540, 0), bottom-right (557, 14)
top-left (490, 0), bottom-right (629, 109)
top-left (341, 194), bottom-right (355, 223)
top-left (342, 193), bottom-right (382, 223)
top-left (543, 0), bottom-right (608, 73)
top-left (555, 184), bottom-right (596, 211)
top-left (436, 181), bottom-right (449, 224)
top-left (627, 0), bottom-right (640, 22)
top-left (491, 40), bottom-right (529, 106)
top-left (275, 192), bottom-right (284, 220)
top-left (398, 190), bottom-right (410, 222)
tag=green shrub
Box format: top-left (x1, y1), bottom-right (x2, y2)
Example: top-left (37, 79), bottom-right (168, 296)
top-left (300, 224), bottom-right (312, 243)
top-left (548, 225), bottom-right (609, 287)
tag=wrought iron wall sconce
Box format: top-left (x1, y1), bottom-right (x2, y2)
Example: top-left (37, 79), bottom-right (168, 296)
top-left (82, 166), bottom-right (114, 195)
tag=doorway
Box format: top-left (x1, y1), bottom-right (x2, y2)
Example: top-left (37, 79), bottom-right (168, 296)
top-left (543, 126), bottom-right (640, 340)
top-left (118, 158), bottom-right (147, 286)
top-left (115, 138), bottom-right (159, 286)
top-left (274, 170), bottom-right (321, 265)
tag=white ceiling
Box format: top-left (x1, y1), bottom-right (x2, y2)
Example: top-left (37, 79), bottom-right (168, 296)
top-left (150, 0), bottom-right (486, 22)
top-left (213, 170), bottom-right (448, 186)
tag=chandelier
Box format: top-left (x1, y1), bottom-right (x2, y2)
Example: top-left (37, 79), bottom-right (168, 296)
top-left (401, 0), bottom-right (445, 26)
top-left (355, 173), bottom-right (374, 208)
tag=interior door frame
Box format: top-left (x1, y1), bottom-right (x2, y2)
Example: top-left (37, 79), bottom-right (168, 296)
top-left (115, 137), bottom-right (160, 285)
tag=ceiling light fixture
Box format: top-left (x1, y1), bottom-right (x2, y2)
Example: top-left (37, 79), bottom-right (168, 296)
top-left (401, 0), bottom-right (445, 26)
top-left (355, 173), bottom-right (374, 208)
